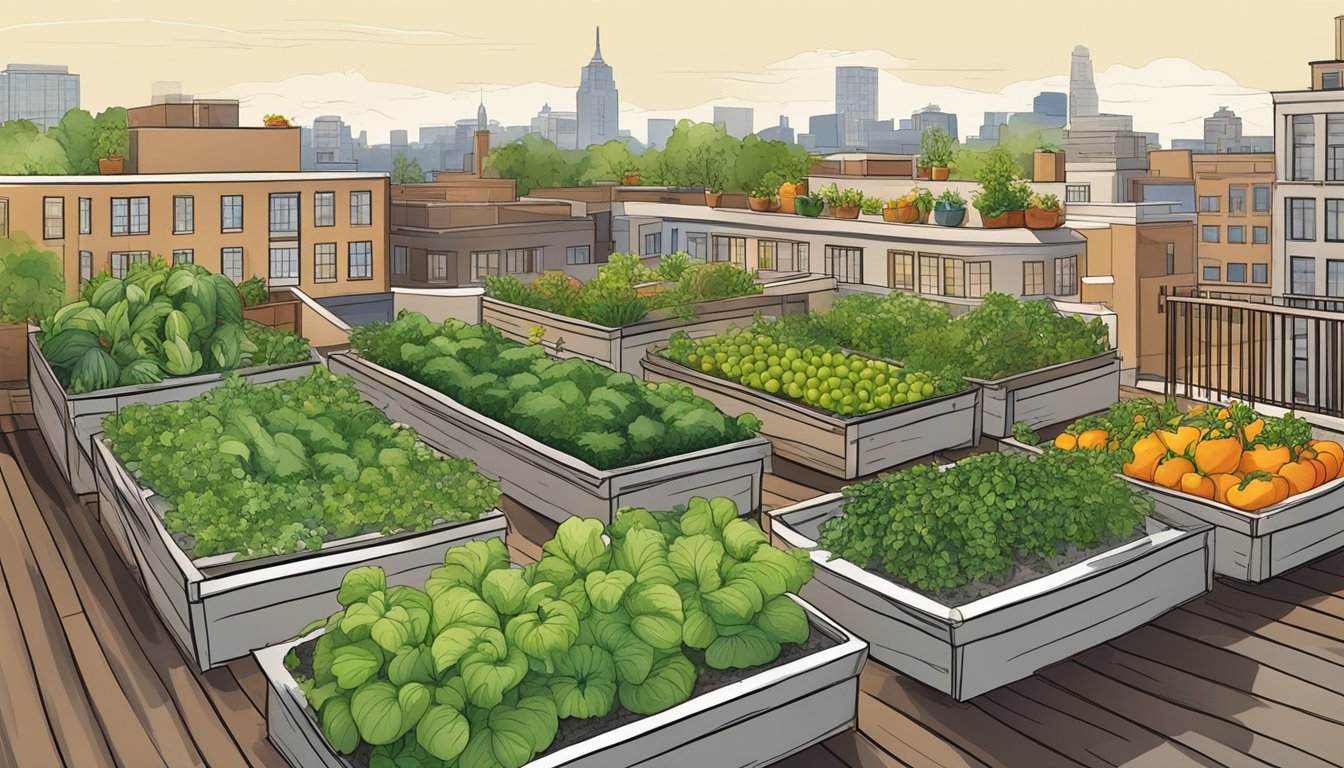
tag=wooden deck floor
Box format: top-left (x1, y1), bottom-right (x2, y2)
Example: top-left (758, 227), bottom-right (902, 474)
top-left (4, 384), bottom-right (1344, 767)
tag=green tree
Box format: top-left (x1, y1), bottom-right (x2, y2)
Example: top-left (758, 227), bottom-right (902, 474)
top-left (0, 232), bottom-right (67, 323)
top-left (953, 122), bottom-right (1062, 181)
top-left (392, 152), bottom-right (426, 184)
top-left (579, 140), bottom-right (638, 184)
top-left (91, 107), bottom-right (129, 161)
top-left (0, 120), bottom-right (72, 174)
top-left (48, 108), bottom-right (98, 174)
top-left (485, 134), bottom-right (586, 195)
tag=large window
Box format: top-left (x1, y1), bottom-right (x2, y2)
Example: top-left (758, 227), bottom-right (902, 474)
top-left (712, 236), bottom-right (746, 267)
top-left (1253, 263), bottom-right (1269, 284)
top-left (1227, 263), bottom-right (1248, 283)
top-left (1202, 265), bottom-right (1221, 282)
top-left (686, 234), bottom-right (707, 262)
top-left (1023, 261), bottom-right (1045, 295)
top-left (78, 197), bottom-right (91, 235)
top-left (1228, 186), bottom-right (1246, 215)
top-left (1288, 198), bottom-right (1316, 241)
top-left (471, 251), bottom-right (499, 282)
top-left (350, 191), bottom-right (372, 226)
top-left (759, 240), bottom-right (808, 272)
top-left (1329, 114), bottom-right (1344, 181)
top-left (1198, 196), bottom-right (1220, 213)
top-left (824, 246), bottom-right (862, 284)
top-left (506, 248), bottom-right (539, 274)
top-left (110, 251), bottom-right (149, 279)
top-left (392, 245), bottom-right (408, 276)
top-left (1253, 185), bottom-right (1271, 213)
top-left (221, 248), bottom-right (243, 283)
top-left (314, 192), bottom-right (336, 227)
top-left (269, 245), bottom-right (299, 284)
top-left (1328, 260), bottom-right (1344, 297)
top-left (966, 261), bottom-right (992, 298)
top-left (429, 252), bottom-right (452, 282)
top-left (221, 195), bottom-right (243, 231)
top-left (642, 232), bottom-right (662, 256)
top-left (314, 243), bottom-right (337, 282)
top-left (1054, 255), bottom-right (1078, 295)
top-left (130, 197), bottom-right (149, 235)
top-left (918, 255), bottom-right (939, 294)
top-left (1293, 115), bottom-right (1316, 181)
top-left (567, 245), bottom-right (591, 265)
top-left (942, 257), bottom-right (965, 297)
top-left (889, 250), bottom-right (914, 290)
top-left (1328, 200), bottom-right (1344, 242)
top-left (1291, 256), bottom-right (1316, 295)
top-left (1165, 243), bottom-right (1176, 275)
top-left (1065, 184), bottom-right (1091, 203)
top-left (79, 251), bottom-right (92, 284)
top-left (172, 249), bottom-right (194, 265)
top-left (1253, 226), bottom-right (1269, 244)
top-left (43, 196), bottom-right (63, 240)
top-left (348, 241), bottom-right (373, 279)
top-left (173, 195), bottom-right (194, 234)
top-left (1201, 225), bottom-right (1220, 243)
top-left (1228, 225), bottom-right (1246, 244)
top-left (110, 197), bottom-right (149, 236)
top-left (269, 193), bottom-right (299, 237)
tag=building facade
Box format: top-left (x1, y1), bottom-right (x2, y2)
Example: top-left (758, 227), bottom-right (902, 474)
top-left (1068, 46), bottom-right (1099, 120)
top-left (713, 106), bottom-right (754, 139)
top-left (0, 64), bottom-right (79, 131)
top-left (835, 66), bottom-right (878, 150)
top-left (533, 104), bottom-right (578, 150)
top-left (576, 28), bottom-right (619, 149)
top-left (757, 115), bottom-right (794, 144)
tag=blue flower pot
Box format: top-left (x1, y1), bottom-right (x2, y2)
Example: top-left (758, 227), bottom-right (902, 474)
top-left (934, 203), bottom-right (966, 227)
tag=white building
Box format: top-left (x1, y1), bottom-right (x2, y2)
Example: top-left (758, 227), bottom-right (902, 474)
top-left (532, 103), bottom-right (578, 150)
top-left (0, 63), bottom-right (79, 130)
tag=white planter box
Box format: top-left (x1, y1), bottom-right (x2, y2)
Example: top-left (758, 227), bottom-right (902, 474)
top-left (767, 493), bottom-right (1212, 701)
top-left (966, 350), bottom-right (1121, 438)
top-left (28, 331), bottom-right (321, 495)
top-left (255, 595), bottom-right (867, 768)
top-left (328, 352), bottom-right (771, 524)
top-left (642, 351), bottom-right (980, 479)
top-left (92, 437), bottom-right (507, 672)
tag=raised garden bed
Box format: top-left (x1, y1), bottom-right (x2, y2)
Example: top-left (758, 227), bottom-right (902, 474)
top-left (329, 351), bottom-right (771, 524)
top-left (967, 350), bottom-right (1120, 438)
top-left (643, 350), bottom-right (979, 479)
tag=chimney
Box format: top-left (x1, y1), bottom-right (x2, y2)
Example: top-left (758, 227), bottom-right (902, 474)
top-left (474, 129), bottom-right (489, 177)
top-left (1337, 15), bottom-right (1344, 60)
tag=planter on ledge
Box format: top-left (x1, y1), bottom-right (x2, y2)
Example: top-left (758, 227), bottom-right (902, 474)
top-left (1026, 207), bottom-right (1063, 229)
top-left (933, 203), bottom-right (966, 227)
top-left (829, 205), bottom-right (861, 220)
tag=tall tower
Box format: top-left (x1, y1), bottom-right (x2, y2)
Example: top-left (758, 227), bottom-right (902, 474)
top-left (835, 66), bottom-right (878, 149)
top-left (1069, 46), bottom-right (1099, 120)
top-left (577, 26), bottom-right (619, 148)
top-left (477, 90), bottom-right (487, 130)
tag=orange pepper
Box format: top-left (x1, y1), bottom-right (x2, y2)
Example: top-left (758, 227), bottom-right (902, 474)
top-left (1271, 475), bottom-right (1291, 504)
top-left (1278, 460), bottom-right (1319, 496)
top-left (1054, 433), bottom-right (1077, 451)
top-left (1241, 418), bottom-right (1265, 445)
top-left (1310, 440), bottom-right (1344, 479)
top-left (1208, 473), bottom-right (1242, 505)
top-left (1226, 473), bottom-right (1279, 511)
top-left (1193, 436), bottom-right (1242, 475)
top-left (1308, 457), bottom-right (1330, 487)
top-left (1077, 429), bottom-right (1109, 450)
top-left (1153, 456), bottom-right (1196, 489)
top-left (1156, 426), bottom-right (1201, 457)
top-left (1122, 453), bottom-right (1163, 483)
top-left (1179, 472), bottom-right (1215, 500)
top-left (1239, 444), bottom-right (1291, 475)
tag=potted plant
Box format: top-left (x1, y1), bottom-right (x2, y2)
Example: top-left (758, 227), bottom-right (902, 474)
top-left (1026, 192), bottom-right (1063, 229)
top-left (93, 119), bottom-right (127, 175)
top-left (1033, 143), bottom-right (1066, 183)
top-left (933, 189), bottom-right (967, 227)
top-left (883, 187), bottom-right (933, 223)
top-left (621, 163), bottom-right (642, 186)
top-left (794, 191), bottom-right (825, 217)
top-left (779, 179), bottom-right (804, 214)
top-left (860, 196), bottom-right (884, 217)
top-left (748, 176), bottom-right (781, 212)
top-left (263, 114), bottom-right (294, 127)
top-left (973, 149), bottom-right (1031, 228)
top-left (819, 183), bottom-right (863, 219)
top-left (920, 126), bottom-right (956, 181)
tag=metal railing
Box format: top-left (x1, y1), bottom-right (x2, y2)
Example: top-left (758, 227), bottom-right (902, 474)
top-left (1166, 293), bottom-right (1344, 417)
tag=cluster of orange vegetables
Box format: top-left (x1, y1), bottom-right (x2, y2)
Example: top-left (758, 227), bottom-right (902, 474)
top-left (1054, 402), bottom-right (1344, 512)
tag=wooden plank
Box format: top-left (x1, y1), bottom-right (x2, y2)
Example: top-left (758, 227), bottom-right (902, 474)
top-left (1, 438), bottom-right (82, 619)
top-left (857, 692), bottom-right (989, 768)
top-left (771, 742), bottom-right (850, 768)
top-left (761, 490), bottom-right (794, 510)
top-left (501, 495), bottom-right (556, 563)
top-left (226, 661), bottom-right (270, 724)
top-left (1228, 574), bottom-right (1344, 621)
top-left (763, 472), bottom-right (824, 504)
top-left (1279, 566), bottom-right (1344, 617)
top-left (821, 731), bottom-right (913, 768)
top-left (200, 666), bottom-right (287, 767)
top-left (974, 686), bottom-right (1140, 768)
top-left (1180, 595), bottom-right (1344, 673)
top-left (1200, 584), bottom-right (1344, 650)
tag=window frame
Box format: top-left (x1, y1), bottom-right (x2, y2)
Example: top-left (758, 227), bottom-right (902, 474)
top-left (889, 250), bottom-right (914, 291)
top-left (1252, 185), bottom-right (1271, 213)
top-left (1252, 263), bottom-right (1269, 284)
top-left (1165, 242), bottom-right (1176, 275)
top-left (918, 255), bottom-right (940, 294)
top-left (712, 235), bottom-right (746, 267)
top-left (941, 256), bottom-right (966, 297)
top-left (1288, 198), bottom-right (1316, 241)
top-left (221, 195), bottom-right (244, 233)
top-left (1293, 114), bottom-right (1316, 181)
top-left (172, 249), bottom-right (194, 265)
top-left (642, 231), bottom-right (662, 256)
top-left (0, 197), bottom-right (8, 238)
top-left (1201, 225), bottom-right (1220, 243)
top-left (505, 248), bottom-right (539, 275)
top-left (173, 195), bottom-right (194, 234)
top-left (428, 251), bottom-right (453, 283)
top-left (1198, 195), bottom-right (1221, 213)
top-left (268, 243), bottom-right (300, 285)
top-left (1054, 255), bottom-right (1078, 295)
top-left (348, 241), bottom-right (373, 280)
top-left (1065, 184), bottom-right (1091, 203)
top-left (1227, 225), bottom-right (1246, 244)
top-left (470, 250), bottom-right (500, 282)
top-left (1228, 186), bottom-right (1246, 216)
top-left (1202, 264), bottom-right (1222, 282)
top-left (350, 191), bottom-right (372, 227)
top-left (1252, 225), bottom-right (1269, 244)
top-left (1290, 255), bottom-right (1316, 295)
top-left (314, 191), bottom-right (336, 228)
top-left (43, 196), bottom-right (64, 240)
top-left (313, 243), bottom-right (337, 283)
top-left (268, 192), bottom-right (300, 238)
top-left (823, 245), bottom-right (863, 285)
top-left (78, 197), bottom-right (91, 235)
top-left (1329, 114), bottom-right (1344, 182)
top-left (1023, 260), bottom-right (1045, 295)
top-left (686, 234), bottom-right (708, 262)
top-left (391, 244), bottom-right (408, 276)
top-left (1226, 262), bottom-right (1248, 283)
top-left (566, 245), bottom-right (592, 265)
top-left (78, 250), bottom-right (92, 284)
top-left (221, 247), bottom-right (244, 283)
top-left (1328, 259), bottom-right (1344, 298)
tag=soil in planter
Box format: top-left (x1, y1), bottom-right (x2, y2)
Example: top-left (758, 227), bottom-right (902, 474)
top-left (287, 626), bottom-right (839, 766)
top-left (864, 525), bottom-right (1149, 607)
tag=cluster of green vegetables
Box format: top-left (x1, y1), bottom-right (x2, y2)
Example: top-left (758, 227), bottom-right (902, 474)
top-left (484, 253), bottom-right (762, 328)
top-left (288, 498), bottom-right (814, 766)
top-left (817, 450), bottom-right (1151, 593)
top-left (237, 275), bottom-right (271, 308)
top-left (349, 312), bottom-right (761, 470)
top-left (102, 369), bottom-right (500, 560)
top-left (777, 291), bottom-right (1109, 384)
top-left (37, 259), bottom-right (312, 394)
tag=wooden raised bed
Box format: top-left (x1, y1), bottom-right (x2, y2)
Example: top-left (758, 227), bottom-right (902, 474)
top-left (327, 352), bottom-right (772, 524)
top-left (767, 493), bottom-right (1213, 701)
top-left (966, 350), bottom-right (1121, 438)
top-left (28, 331), bottom-right (320, 495)
top-left (93, 437), bottom-right (507, 672)
top-left (642, 351), bottom-right (980, 480)
top-left (256, 595), bottom-right (868, 768)
top-left (242, 291), bottom-right (301, 334)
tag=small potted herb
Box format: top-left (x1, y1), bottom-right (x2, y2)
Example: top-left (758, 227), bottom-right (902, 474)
top-left (748, 175), bottom-right (781, 212)
top-left (860, 196), bottom-right (884, 217)
top-left (794, 191), bottom-right (825, 217)
top-left (920, 126), bottom-right (956, 181)
top-left (263, 114), bottom-right (294, 128)
top-left (933, 189), bottom-right (967, 227)
top-left (1026, 192), bottom-right (1063, 229)
top-left (621, 163), bottom-right (642, 186)
top-left (820, 184), bottom-right (864, 219)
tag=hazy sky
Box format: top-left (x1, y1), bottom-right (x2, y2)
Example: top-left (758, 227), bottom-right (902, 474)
top-left (2, 1), bottom-right (1337, 142)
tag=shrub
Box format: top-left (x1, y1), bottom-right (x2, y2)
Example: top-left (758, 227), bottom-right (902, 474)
top-left (0, 234), bottom-right (66, 325)
top-left (238, 275), bottom-right (270, 307)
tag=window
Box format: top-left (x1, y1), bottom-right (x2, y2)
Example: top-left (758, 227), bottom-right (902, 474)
top-left (1329, 260), bottom-right (1344, 297)
top-left (1165, 243), bottom-right (1176, 275)
top-left (1253, 226), bottom-right (1269, 244)
top-left (1228, 225), bottom-right (1246, 244)
top-left (79, 251), bottom-right (92, 284)
top-left (1054, 255), bottom-right (1078, 295)
top-left (429, 252), bottom-right (452, 282)
top-left (1291, 256), bottom-right (1316, 295)
top-left (269, 245), bottom-right (299, 285)
top-left (173, 196), bottom-right (194, 234)
top-left (350, 191), bottom-right (372, 226)
top-left (110, 251), bottom-right (149, 279)
top-left (566, 245), bottom-right (591, 265)
top-left (221, 248), bottom-right (243, 283)
top-left (110, 197), bottom-right (148, 235)
top-left (1293, 115), bottom-right (1315, 181)
top-left (889, 250), bottom-right (914, 290)
top-left (313, 243), bottom-right (337, 282)
top-left (1329, 114), bottom-right (1344, 181)
top-left (1201, 225), bottom-right (1220, 243)
top-left (670, 228), bottom-right (678, 253)
top-left (1329, 200), bottom-right (1344, 242)
top-left (919, 255), bottom-right (940, 294)
top-left (1227, 263), bottom-right (1248, 283)
top-left (392, 245), bottom-right (408, 276)
top-left (506, 248), bottom-right (539, 274)
top-left (172, 249), bottom-right (193, 265)
top-left (1202, 265), bottom-right (1222, 282)
top-left (758, 241), bottom-right (778, 271)
top-left (314, 192), bottom-right (336, 227)
top-left (1253, 185), bottom-right (1271, 213)
top-left (966, 261), bottom-right (992, 298)
top-left (942, 257), bottom-right (965, 297)
top-left (78, 197), bottom-right (91, 235)
top-left (1198, 196), bottom-right (1220, 213)
top-left (1326, 71), bottom-right (1344, 90)
top-left (712, 236), bottom-right (746, 267)
top-left (269, 193), bottom-right (299, 237)
top-left (1253, 263), bottom-right (1269, 284)
top-left (130, 197), bottom-right (149, 235)
top-left (1065, 184), bottom-right (1091, 203)
top-left (642, 232), bottom-right (662, 256)
top-left (686, 234), bottom-right (707, 262)
top-left (1288, 198), bottom-right (1316, 240)
top-left (471, 251), bottom-right (499, 281)
top-left (788, 243), bottom-right (810, 273)
top-left (43, 197), bottom-right (63, 239)
top-left (1023, 261), bottom-right (1046, 295)
top-left (221, 195), bottom-right (243, 231)
top-left (824, 246), bottom-right (862, 284)
top-left (348, 241), bottom-right (373, 279)
top-left (0, 197), bottom-right (7, 237)
top-left (1228, 186), bottom-right (1246, 215)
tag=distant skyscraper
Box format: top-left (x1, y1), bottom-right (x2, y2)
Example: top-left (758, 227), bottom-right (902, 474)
top-left (646, 118), bottom-right (676, 150)
top-left (1204, 106), bottom-right (1241, 151)
top-left (801, 113), bottom-right (843, 153)
top-left (311, 115), bottom-right (356, 170)
top-left (911, 105), bottom-right (958, 140)
top-left (757, 115), bottom-right (794, 144)
top-left (477, 93), bottom-right (488, 131)
top-left (1069, 46), bottom-right (1099, 120)
top-left (576, 27), bottom-right (619, 148)
top-left (978, 111), bottom-right (1011, 141)
top-left (713, 106), bottom-right (754, 139)
top-left (836, 66), bottom-right (878, 148)
top-left (533, 103), bottom-right (579, 150)
top-left (0, 63), bottom-right (79, 130)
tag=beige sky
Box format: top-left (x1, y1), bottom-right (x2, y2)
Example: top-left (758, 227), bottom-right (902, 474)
top-left (1, 1), bottom-right (1338, 114)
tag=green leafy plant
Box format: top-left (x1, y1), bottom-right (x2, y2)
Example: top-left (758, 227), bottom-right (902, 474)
top-left (349, 313), bottom-right (761, 470)
top-left (860, 196), bottom-right (884, 216)
top-left (972, 148), bottom-right (1033, 217)
top-left (102, 369), bottom-right (500, 559)
top-left (1011, 420), bottom-right (1042, 446)
top-left (935, 189), bottom-right (966, 209)
top-left (748, 177), bottom-right (780, 202)
top-left (1030, 193), bottom-right (1061, 212)
top-left (0, 233), bottom-right (66, 325)
top-left (817, 184), bottom-right (864, 209)
top-left (1037, 142), bottom-right (1065, 153)
top-left (237, 275), bottom-right (270, 308)
top-left (918, 126), bottom-right (956, 168)
top-left (287, 498), bottom-right (815, 764)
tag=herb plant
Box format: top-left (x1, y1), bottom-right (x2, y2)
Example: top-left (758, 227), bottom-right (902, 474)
top-left (288, 498), bottom-right (815, 765)
top-left (238, 275), bottom-right (270, 307)
top-left (936, 189), bottom-right (966, 209)
top-left (348, 312), bottom-right (761, 470)
top-left (860, 196), bottom-right (884, 216)
top-left (918, 126), bottom-right (955, 168)
top-left (102, 369), bottom-right (500, 560)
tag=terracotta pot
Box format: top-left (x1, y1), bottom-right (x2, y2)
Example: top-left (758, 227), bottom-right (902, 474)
top-left (265, 118), bottom-right (290, 127)
top-left (830, 205), bottom-right (861, 220)
top-left (884, 205), bottom-right (921, 223)
top-left (98, 156), bottom-right (124, 175)
top-left (930, 167), bottom-right (951, 181)
top-left (794, 180), bottom-right (809, 196)
top-left (705, 191), bottom-right (723, 208)
top-left (748, 197), bottom-right (777, 212)
top-left (1025, 208), bottom-right (1062, 229)
top-left (621, 172), bottom-right (641, 185)
top-left (917, 166), bottom-right (932, 179)
top-left (981, 211), bottom-right (1013, 228)
top-left (1006, 209), bottom-right (1026, 228)
top-left (778, 196), bottom-right (796, 214)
